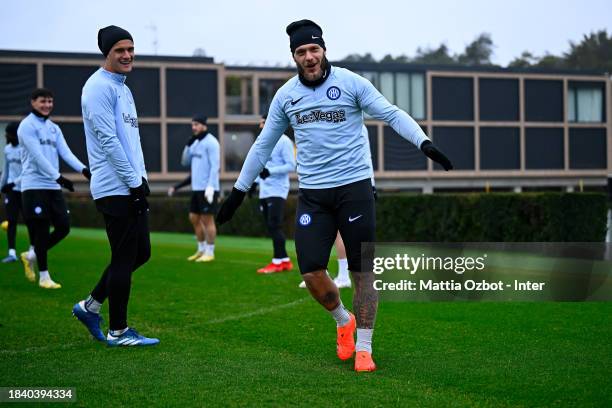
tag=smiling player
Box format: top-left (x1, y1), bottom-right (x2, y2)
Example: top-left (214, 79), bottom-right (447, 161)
top-left (217, 20), bottom-right (453, 371)
top-left (73, 25), bottom-right (158, 347)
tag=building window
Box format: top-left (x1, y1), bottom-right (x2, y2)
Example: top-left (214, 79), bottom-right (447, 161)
top-left (379, 72), bottom-right (394, 103)
top-left (383, 125), bottom-right (427, 171)
top-left (166, 69), bottom-right (218, 118)
top-left (259, 78), bottom-right (286, 116)
top-left (524, 80), bottom-right (563, 122)
top-left (569, 128), bottom-right (606, 169)
top-left (432, 77), bottom-right (474, 121)
top-left (365, 125), bottom-right (378, 171)
top-left (0, 64), bottom-right (37, 115)
top-left (410, 74), bottom-right (425, 120)
top-left (138, 124), bottom-right (162, 172)
top-left (224, 125), bottom-right (257, 171)
top-left (480, 127), bottom-right (520, 170)
top-left (432, 126), bottom-right (475, 170)
top-left (126, 68), bottom-right (161, 117)
top-left (479, 78), bottom-right (519, 121)
top-left (357, 71), bottom-right (425, 119)
top-left (0, 122), bottom-right (9, 168)
top-left (226, 75), bottom-right (253, 115)
top-left (395, 73), bottom-right (410, 113)
top-left (43, 65), bottom-right (99, 116)
top-left (525, 128), bottom-right (564, 169)
top-left (568, 82), bottom-right (605, 123)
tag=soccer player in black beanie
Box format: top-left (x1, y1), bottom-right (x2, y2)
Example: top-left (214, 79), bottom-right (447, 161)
top-left (73, 25), bottom-right (158, 347)
top-left (286, 20), bottom-right (330, 87)
top-left (168, 114), bottom-right (220, 262)
top-left (217, 19), bottom-right (453, 372)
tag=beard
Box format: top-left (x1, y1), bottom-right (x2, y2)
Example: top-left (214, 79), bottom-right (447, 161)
top-left (296, 55), bottom-right (329, 81)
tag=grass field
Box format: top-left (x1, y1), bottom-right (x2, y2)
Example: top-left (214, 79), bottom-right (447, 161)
top-left (1, 226), bottom-right (611, 407)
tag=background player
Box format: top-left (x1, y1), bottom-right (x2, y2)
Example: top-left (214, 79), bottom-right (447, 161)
top-left (252, 114), bottom-right (296, 274)
top-left (169, 115), bottom-right (220, 263)
top-left (17, 88), bottom-right (90, 289)
top-left (0, 122), bottom-right (34, 263)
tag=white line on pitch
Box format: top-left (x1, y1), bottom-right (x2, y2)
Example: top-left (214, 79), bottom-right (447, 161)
top-left (203, 297), bottom-right (309, 325)
top-left (0, 342), bottom-right (81, 355)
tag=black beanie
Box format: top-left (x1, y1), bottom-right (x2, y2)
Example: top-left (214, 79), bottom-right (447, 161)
top-left (98, 25), bottom-right (133, 57)
top-left (5, 122), bottom-right (19, 137)
top-left (286, 19), bottom-right (326, 53)
top-left (192, 115), bottom-right (208, 126)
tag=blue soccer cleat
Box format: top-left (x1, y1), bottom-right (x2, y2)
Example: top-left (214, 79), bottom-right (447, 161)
top-left (2, 254), bottom-right (18, 263)
top-left (72, 302), bottom-right (105, 341)
top-left (106, 328), bottom-right (160, 347)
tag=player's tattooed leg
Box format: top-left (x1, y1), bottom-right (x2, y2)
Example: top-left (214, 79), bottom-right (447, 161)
top-left (351, 271), bottom-right (378, 329)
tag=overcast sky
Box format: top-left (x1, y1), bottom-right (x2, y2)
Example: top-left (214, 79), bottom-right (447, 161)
top-left (1, 0), bottom-right (611, 66)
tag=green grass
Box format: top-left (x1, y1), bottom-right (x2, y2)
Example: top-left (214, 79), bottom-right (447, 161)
top-left (0, 227), bottom-right (611, 407)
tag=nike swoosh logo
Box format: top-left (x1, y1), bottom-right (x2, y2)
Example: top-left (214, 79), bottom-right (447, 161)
top-left (312, 35), bottom-right (320, 39)
top-left (290, 96), bottom-right (304, 106)
top-left (348, 215), bottom-right (363, 222)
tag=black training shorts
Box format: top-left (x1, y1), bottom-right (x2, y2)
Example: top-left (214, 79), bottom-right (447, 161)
top-left (21, 189), bottom-right (69, 223)
top-left (190, 190), bottom-right (219, 215)
top-left (294, 178), bottom-right (375, 274)
top-left (3, 190), bottom-right (23, 221)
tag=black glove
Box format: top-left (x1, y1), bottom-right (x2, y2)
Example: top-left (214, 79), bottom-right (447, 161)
top-left (216, 188), bottom-right (246, 225)
top-left (421, 140), bottom-right (453, 171)
top-left (1, 183), bottom-right (15, 194)
top-left (56, 175), bottom-right (74, 192)
top-left (129, 181), bottom-right (149, 215)
top-left (141, 177), bottom-right (151, 196)
top-left (247, 183), bottom-right (258, 199)
top-left (373, 186), bottom-right (378, 201)
top-left (259, 168), bottom-right (271, 179)
top-left (82, 167), bottom-right (92, 181)
top-left (186, 135), bottom-right (198, 146)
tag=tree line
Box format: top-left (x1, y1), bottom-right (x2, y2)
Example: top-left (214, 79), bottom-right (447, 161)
top-left (340, 30), bottom-right (612, 72)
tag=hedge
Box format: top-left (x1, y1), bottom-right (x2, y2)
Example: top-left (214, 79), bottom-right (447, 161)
top-left (375, 193), bottom-right (607, 242)
top-left (0, 192), bottom-right (607, 242)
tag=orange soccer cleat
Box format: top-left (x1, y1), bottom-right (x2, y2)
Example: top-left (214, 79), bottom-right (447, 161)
top-left (336, 312), bottom-right (356, 360)
top-left (280, 260), bottom-right (293, 271)
top-left (257, 262), bottom-right (285, 274)
top-left (354, 351), bottom-right (376, 372)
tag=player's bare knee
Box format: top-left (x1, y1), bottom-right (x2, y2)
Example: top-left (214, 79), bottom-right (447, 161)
top-left (302, 269), bottom-right (327, 284)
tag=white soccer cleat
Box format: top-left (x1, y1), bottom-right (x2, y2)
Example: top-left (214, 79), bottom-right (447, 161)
top-left (334, 277), bottom-right (352, 289)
